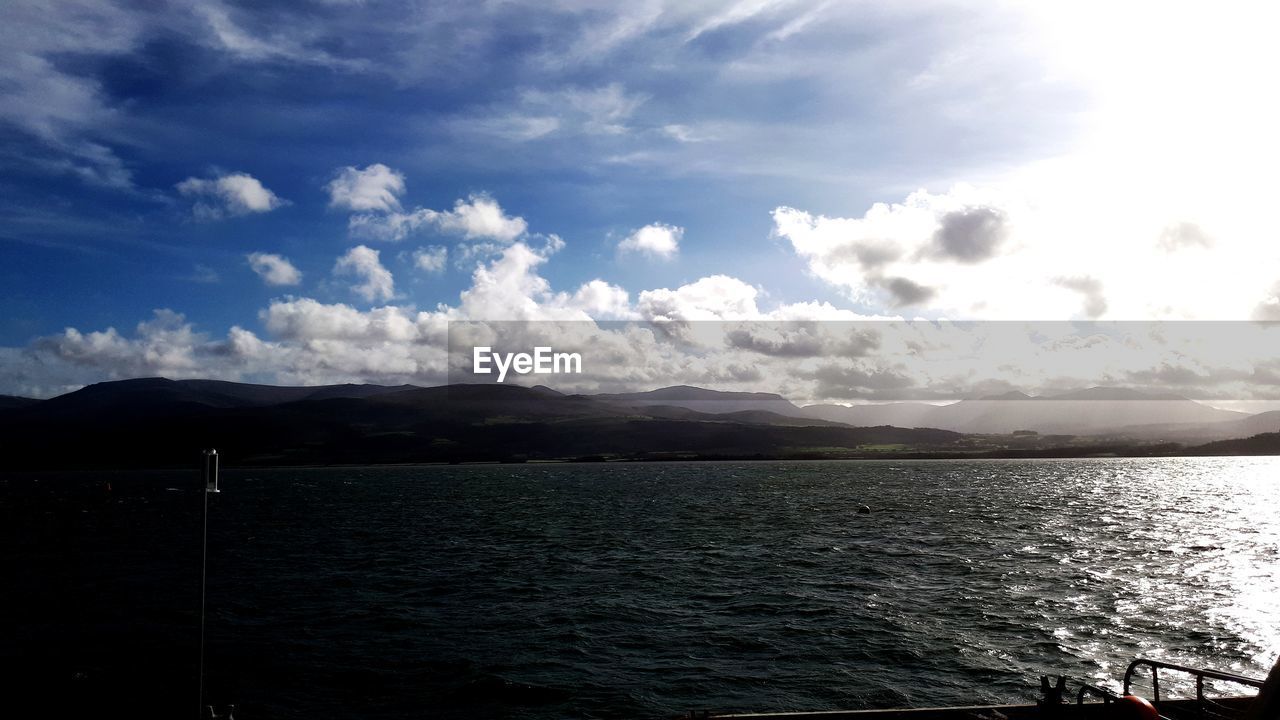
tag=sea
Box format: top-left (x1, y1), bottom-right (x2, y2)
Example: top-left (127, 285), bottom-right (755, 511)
top-left (3, 457), bottom-right (1278, 719)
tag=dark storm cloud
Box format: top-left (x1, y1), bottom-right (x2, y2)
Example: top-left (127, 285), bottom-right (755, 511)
top-left (725, 327), bottom-right (824, 357)
top-left (724, 324), bottom-right (880, 358)
top-left (1157, 221), bottom-right (1214, 251)
top-left (825, 239), bottom-right (903, 271)
top-left (1125, 362), bottom-right (1219, 387)
top-left (880, 276), bottom-right (936, 308)
top-left (930, 206), bottom-right (1008, 263)
top-left (1053, 276), bottom-right (1107, 318)
top-left (800, 362), bottom-right (915, 400)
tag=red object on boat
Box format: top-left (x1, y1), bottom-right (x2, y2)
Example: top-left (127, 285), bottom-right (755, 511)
top-left (1116, 694), bottom-right (1159, 720)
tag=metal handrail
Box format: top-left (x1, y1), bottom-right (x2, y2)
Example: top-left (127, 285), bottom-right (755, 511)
top-left (1123, 658), bottom-right (1265, 719)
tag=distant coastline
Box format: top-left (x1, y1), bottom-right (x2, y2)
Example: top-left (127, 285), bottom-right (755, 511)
top-left (4, 377), bottom-right (1280, 471)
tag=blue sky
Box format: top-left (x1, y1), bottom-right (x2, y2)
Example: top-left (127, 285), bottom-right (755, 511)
top-left (2, 1), bottom-right (1279, 398)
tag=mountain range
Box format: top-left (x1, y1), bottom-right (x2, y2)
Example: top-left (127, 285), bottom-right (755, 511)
top-left (0, 379), bottom-right (958, 468)
top-left (0, 378), bottom-right (1274, 469)
top-left (590, 384), bottom-right (1250, 436)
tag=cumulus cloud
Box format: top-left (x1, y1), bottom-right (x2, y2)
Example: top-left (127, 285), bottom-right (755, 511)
top-left (1053, 276), bottom-right (1107, 318)
top-left (880, 276), bottom-right (936, 308)
top-left (799, 362), bottom-right (917, 400)
top-left (334, 245), bottom-right (395, 302)
top-left (724, 324), bottom-right (880, 359)
top-left (929, 207), bottom-right (1008, 263)
top-left (412, 246), bottom-right (448, 273)
top-left (325, 164), bottom-right (405, 212)
top-left (11, 239), bottom-right (1280, 408)
top-left (772, 188), bottom-right (1022, 313)
top-left (1253, 283), bottom-right (1280, 321)
top-left (261, 297), bottom-right (438, 344)
top-left (637, 275), bottom-right (761, 322)
top-left (428, 195), bottom-right (527, 241)
top-left (177, 172), bottom-right (285, 219)
top-left (349, 194), bottom-right (528, 244)
top-left (772, 185), bottom-right (1244, 319)
top-left (618, 223), bottom-right (682, 259)
top-left (25, 310), bottom-right (217, 386)
top-left (1158, 222), bottom-right (1214, 252)
top-left (571, 280), bottom-right (635, 320)
top-left (247, 252), bottom-right (302, 286)
top-left (453, 239), bottom-right (573, 320)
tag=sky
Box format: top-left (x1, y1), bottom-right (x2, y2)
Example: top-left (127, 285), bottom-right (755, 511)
top-left (2, 1), bottom-right (1280, 400)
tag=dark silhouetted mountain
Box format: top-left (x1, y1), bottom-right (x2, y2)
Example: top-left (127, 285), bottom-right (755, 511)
top-left (1189, 432), bottom-right (1280, 455)
top-left (0, 379), bottom-right (961, 469)
top-left (0, 395), bottom-right (38, 410)
top-left (18, 377), bottom-right (418, 421)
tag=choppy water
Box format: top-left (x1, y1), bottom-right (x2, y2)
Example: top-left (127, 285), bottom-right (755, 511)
top-left (3, 458), bottom-right (1278, 719)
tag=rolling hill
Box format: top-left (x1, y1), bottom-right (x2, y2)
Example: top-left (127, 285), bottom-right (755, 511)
top-left (0, 380), bottom-right (960, 469)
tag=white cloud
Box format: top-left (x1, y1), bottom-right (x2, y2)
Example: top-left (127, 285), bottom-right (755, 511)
top-left (325, 164), bottom-right (405, 212)
top-left (453, 241), bottom-right (568, 320)
top-left (194, 4), bottom-right (372, 72)
top-left (247, 252), bottom-right (302, 286)
top-left (412, 246), bottom-right (448, 273)
top-left (637, 275), bottom-right (761, 322)
top-left (1253, 284), bottom-right (1280, 322)
top-left (661, 124), bottom-right (714, 143)
top-left (618, 223), bottom-right (682, 260)
top-left (1053, 276), bottom-right (1107, 319)
top-left (0, 1), bottom-right (142, 189)
top-left (776, 170), bottom-right (1280, 320)
top-left (11, 233), bottom-right (1280, 409)
top-left (773, 187), bottom-right (1058, 317)
top-left (446, 237), bottom-right (633, 323)
top-left (686, 0), bottom-right (789, 42)
top-left (429, 194), bottom-right (527, 241)
top-left (26, 310), bottom-right (211, 383)
top-left (261, 297), bottom-right (434, 343)
top-left (177, 172), bottom-right (285, 219)
top-left (334, 245), bottom-right (395, 302)
top-left (348, 211), bottom-right (421, 241)
top-left (349, 194), bottom-right (527, 243)
top-left (476, 83), bottom-right (647, 139)
top-left (571, 280), bottom-right (635, 320)
top-left (772, 187), bottom-right (1019, 312)
top-left (460, 114), bottom-right (561, 142)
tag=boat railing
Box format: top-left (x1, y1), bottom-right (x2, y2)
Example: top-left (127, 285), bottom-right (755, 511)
top-left (1117, 658), bottom-right (1265, 720)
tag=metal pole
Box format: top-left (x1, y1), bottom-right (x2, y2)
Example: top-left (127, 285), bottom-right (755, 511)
top-left (198, 449), bottom-right (217, 720)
